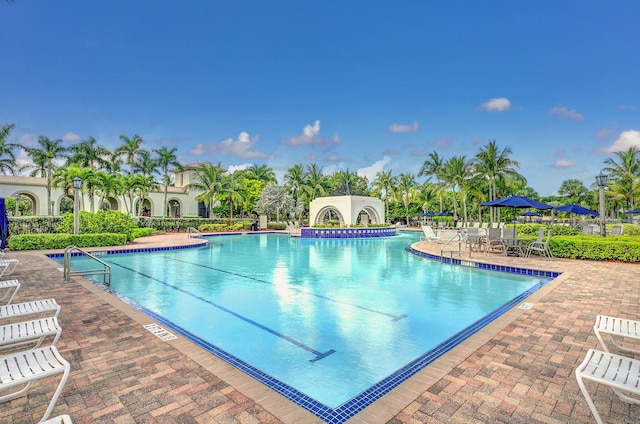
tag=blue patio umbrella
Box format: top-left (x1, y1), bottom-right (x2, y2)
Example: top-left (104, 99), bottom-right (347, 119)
top-left (519, 211), bottom-right (541, 217)
top-left (0, 198), bottom-right (8, 249)
top-left (419, 212), bottom-right (435, 216)
top-left (481, 195), bottom-right (552, 229)
top-left (553, 204), bottom-right (598, 216)
top-left (624, 209), bottom-right (640, 214)
top-left (435, 212), bottom-right (453, 216)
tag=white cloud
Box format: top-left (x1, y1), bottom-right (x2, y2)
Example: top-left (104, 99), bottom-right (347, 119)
top-left (194, 132), bottom-right (273, 159)
top-left (227, 163), bottom-right (252, 174)
top-left (282, 120), bottom-right (340, 146)
top-left (357, 156), bottom-right (391, 182)
top-left (62, 132), bottom-right (82, 142)
top-left (551, 160), bottom-right (575, 168)
top-left (480, 97), bottom-right (511, 112)
top-left (549, 105), bottom-right (584, 121)
top-left (388, 121), bottom-right (419, 133)
top-left (596, 129), bottom-right (640, 154)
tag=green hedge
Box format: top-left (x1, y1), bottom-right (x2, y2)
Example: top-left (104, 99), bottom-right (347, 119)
top-left (8, 233), bottom-right (128, 251)
top-left (550, 236), bottom-right (640, 262)
top-left (198, 222), bottom-right (248, 232)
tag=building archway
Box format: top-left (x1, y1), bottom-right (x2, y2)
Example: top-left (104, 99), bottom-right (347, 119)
top-left (309, 196), bottom-right (385, 227)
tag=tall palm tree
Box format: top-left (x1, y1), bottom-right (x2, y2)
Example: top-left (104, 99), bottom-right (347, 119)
top-left (114, 134), bottom-right (147, 175)
top-left (372, 170), bottom-right (397, 223)
top-left (396, 173), bottom-right (417, 225)
top-left (153, 147), bottom-right (183, 217)
top-left (306, 163), bottom-right (328, 201)
top-left (473, 140), bottom-right (523, 223)
top-left (185, 163), bottom-right (224, 218)
top-left (0, 123), bottom-right (21, 175)
top-left (284, 164), bottom-right (309, 222)
top-left (419, 151), bottom-right (446, 213)
top-left (68, 136), bottom-right (111, 170)
top-left (218, 173), bottom-right (246, 219)
top-left (246, 164), bottom-right (277, 185)
top-left (604, 146), bottom-right (640, 220)
top-left (23, 136), bottom-right (69, 215)
top-left (442, 156), bottom-right (472, 223)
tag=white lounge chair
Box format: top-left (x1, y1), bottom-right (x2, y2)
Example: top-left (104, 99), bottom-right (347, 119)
top-left (0, 279), bottom-right (20, 305)
top-left (575, 349), bottom-right (640, 424)
top-left (0, 345), bottom-right (70, 421)
top-left (610, 225), bottom-right (623, 236)
top-left (0, 258), bottom-right (19, 278)
top-left (0, 298), bottom-right (61, 321)
top-left (0, 316), bottom-right (62, 351)
top-left (41, 415), bottom-right (73, 424)
top-left (594, 314), bottom-right (640, 354)
top-left (420, 225), bottom-right (441, 243)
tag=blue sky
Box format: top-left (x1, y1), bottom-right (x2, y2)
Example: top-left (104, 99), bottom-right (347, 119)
top-left (1, 1), bottom-right (638, 196)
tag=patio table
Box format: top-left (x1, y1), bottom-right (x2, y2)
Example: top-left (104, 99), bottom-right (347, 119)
top-left (499, 237), bottom-right (532, 256)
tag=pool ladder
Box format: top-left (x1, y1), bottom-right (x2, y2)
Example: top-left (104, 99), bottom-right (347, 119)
top-left (440, 232), bottom-right (467, 261)
top-left (63, 245), bottom-right (112, 285)
top-left (187, 227), bottom-right (202, 238)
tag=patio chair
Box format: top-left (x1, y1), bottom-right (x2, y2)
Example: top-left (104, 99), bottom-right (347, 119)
top-left (485, 228), bottom-right (504, 254)
top-left (420, 225), bottom-right (441, 243)
top-left (525, 230), bottom-right (552, 259)
top-left (465, 227), bottom-right (484, 252)
top-left (0, 298), bottom-right (61, 321)
top-left (575, 349), bottom-right (640, 424)
top-left (0, 345), bottom-right (70, 422)
top-left (0, 279), bottom-right (20, 305)
top-left (0, 259), bottom-right (19, 278)
top-left (594, 315), bottom-right (640, 354)
top-left (0, 316), bottom-right (62, 351)
top-left (610, 225), bottom-right (623, 236)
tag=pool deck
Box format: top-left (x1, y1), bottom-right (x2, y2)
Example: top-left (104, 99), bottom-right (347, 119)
top-left (0, 231), bottom-right (638, 423)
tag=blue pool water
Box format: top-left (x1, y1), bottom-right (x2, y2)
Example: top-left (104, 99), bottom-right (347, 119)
top-left (57, 232), bottom-right (555, 423)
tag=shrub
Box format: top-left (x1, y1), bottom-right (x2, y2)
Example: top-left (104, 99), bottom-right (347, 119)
top-left (130, 228), bottom-right (156, 240)
top-left (8, 233), bottom-right (127, 251)
top-left (550, 236), bottom-right (640, 262)
top-left (58, 210), bottom-right (138, 240)
top-left (267, 222), bottom-right (287, 230)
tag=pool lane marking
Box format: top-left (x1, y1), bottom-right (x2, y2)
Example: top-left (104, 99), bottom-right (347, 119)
top-left (168, 257), bottom-right (408, 322)
top-left (107, 261), bottom-right (335, 363)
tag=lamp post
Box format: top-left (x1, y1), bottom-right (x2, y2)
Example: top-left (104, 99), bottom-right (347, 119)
top-left (73, 177), bottom-right (82, 235)
top-left (595, 171), bottom-right (608, 237)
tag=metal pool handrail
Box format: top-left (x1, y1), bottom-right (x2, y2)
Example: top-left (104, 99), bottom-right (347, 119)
top-left (63, 245), bottom-right (111, 286)
top-left (187, 227), bottom-right (202, 238)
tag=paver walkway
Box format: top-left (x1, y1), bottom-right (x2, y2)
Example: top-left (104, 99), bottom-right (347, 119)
top-left (0, 232), bottom-right (638, 423)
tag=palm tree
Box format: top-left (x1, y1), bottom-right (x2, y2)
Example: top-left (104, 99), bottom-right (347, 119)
top-left (68, 137), bottom-right (111, 170)
top-left (218, 173), bottom-right (246, 219)
top-left (246, 164), bottom-right (277, 185)
top-left (419, 151), bottom-right (446, 213)
top-left (0, 123), bottom-right (21, 175)
top-left (185, 163), bottom-right (224, 218)
top-left (95, 172), bottom-right (125, 210)
top-left (604, 146), bottom-right (640, 219)
top-left (114, 134), bottom-right (147, 175)
top-left (558, 179), bottom-right (588, 204)
top-left (284, 164), bottom-right (309, 222)
top-left (396, 173), bottom-right (417, 225)
top-left (442, 156), bottom-right (472, 223)
top-left (153, 147), bottom-right (183, 217)
top-left (372, 170), bottom-right (397, 223)
top-left (23, 136), bottom-right (69, 215)
top-left (473, 140), bottom-right (523, 224)
top-left (51, 165), bottom-right (95, 211)
top-left (306, 163), bottom-right (328, 201)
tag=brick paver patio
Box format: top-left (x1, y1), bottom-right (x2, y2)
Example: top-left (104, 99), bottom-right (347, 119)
top-left (0, 232), bottom-right (638, 423)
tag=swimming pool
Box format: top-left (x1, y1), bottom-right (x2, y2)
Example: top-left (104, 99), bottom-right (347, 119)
top-left (57, 232), bottom-right (556, 423)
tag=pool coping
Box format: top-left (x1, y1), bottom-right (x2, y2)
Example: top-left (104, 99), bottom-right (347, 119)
top-left (54, 233), bottom-right (568, 424)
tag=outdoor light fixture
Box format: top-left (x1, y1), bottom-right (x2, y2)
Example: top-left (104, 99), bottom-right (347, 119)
top-left (73, 177), bottom-right (82, 234)
top-left (596, 171), bottom-right (608, 237)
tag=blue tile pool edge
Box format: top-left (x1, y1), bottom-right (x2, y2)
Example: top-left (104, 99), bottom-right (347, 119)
top-left (54, 239), bottom-right (560, 424)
